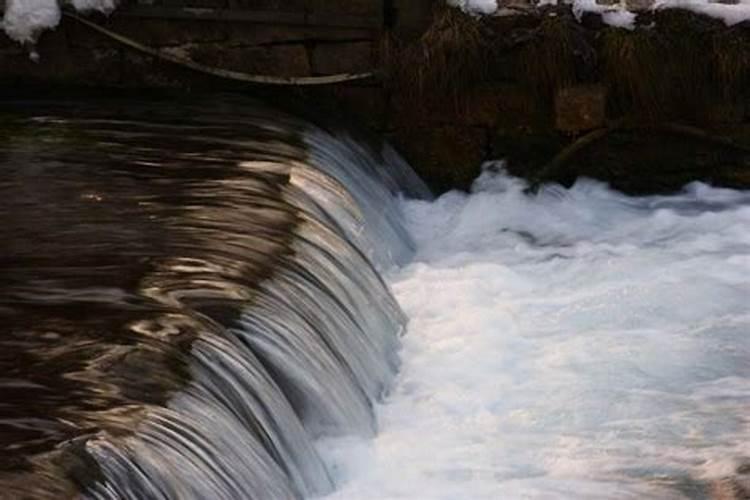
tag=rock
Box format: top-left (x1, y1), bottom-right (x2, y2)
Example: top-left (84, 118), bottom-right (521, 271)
top-left (555, 84), bottom-right (607, 133)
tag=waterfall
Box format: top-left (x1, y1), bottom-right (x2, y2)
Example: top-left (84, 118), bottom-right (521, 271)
top-left (0, 96), bottom-right (429, 499)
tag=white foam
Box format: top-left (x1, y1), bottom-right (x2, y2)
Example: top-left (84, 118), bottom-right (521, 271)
top-left (319, 165), bottom-right (750, 499)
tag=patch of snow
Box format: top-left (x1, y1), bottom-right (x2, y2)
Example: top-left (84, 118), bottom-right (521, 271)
top-left (1, 0), bottom-right (116, 44)
top-left (447, 0), bottom-right (750, 28)
top-left (2, 0), bottom-right (60, 43)
top-left (570, 0), bottom-right (638, 29)
top-left (656, 0), bottom-right (750, 26)
top-left (70, 0), bottom-right (117, 13)
top-left (448, 0), bottom-right (500, 15)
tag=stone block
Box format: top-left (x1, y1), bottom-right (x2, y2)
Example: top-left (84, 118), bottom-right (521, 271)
top-left (625, 0), bottom-right (654, 11)
top-left (122, 51), bottom-right (192, 87)
top-left (462, 84), bottom-right (546, 130)
top-left (109, 18), bottom-right (229, 47)
top-left (306, 0), bottom-right (382, 18)
top-left (233, 0), bottom-right (305, 10)
top-left (555, 84), bottom-right (607, 133)
top-left (311, 42), bottom-right (373, 75)
top-left (189, 43), bottom-right (310, 77)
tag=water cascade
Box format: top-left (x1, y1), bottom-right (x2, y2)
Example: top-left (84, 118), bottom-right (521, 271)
top-left (0, 96), bottom-right (428, 499)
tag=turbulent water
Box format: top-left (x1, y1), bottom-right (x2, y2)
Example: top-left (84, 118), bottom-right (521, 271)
top-left (321, 165), bottom-right (750, 499)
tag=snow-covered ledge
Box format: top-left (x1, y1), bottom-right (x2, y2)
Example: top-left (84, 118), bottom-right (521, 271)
top-left (450, 0), bottom-right (750, 29)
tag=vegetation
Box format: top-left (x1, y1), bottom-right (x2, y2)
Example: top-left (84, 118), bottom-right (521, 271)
top-left (387, 4), bottom-right (750, 192)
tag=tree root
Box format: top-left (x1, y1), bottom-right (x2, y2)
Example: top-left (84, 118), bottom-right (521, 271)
top-left (528, 120), bottom-right (750, 192)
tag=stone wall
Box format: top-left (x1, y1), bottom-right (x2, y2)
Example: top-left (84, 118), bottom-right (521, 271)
top-left (2, 1), bottom-right (750, 194)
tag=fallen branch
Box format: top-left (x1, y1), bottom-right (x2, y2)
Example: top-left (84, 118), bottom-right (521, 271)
top-left (528, 119), bottom-right (750, 192)
top-left (64, 12), bottom-right (378, 86)
top-left (528, 120), bottom-right (623, 192)
top-left (659, 122), bottom-right (750, 153)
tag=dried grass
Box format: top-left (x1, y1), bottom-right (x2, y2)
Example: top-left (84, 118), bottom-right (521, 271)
top-left (713, 28), bottom-right (750, 97)
top-left (387, 4), bottom-right (489, 106)
top-left (601, 29), bottom-right (670, 119)
top-left (516, 15), bottom-right (588, 99)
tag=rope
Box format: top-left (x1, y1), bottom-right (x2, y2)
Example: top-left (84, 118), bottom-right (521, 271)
top-left (64, 11), bottom-right (379, 86)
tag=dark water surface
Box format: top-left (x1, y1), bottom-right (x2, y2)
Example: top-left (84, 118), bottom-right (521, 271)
top-left (0, 95), bottom-right (427, 499)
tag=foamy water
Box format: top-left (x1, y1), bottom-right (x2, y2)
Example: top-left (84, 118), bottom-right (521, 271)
top-left (319, 166), bottom-right (750, 499)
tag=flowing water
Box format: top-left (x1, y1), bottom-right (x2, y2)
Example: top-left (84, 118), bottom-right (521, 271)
top-left (0, 95), bottom-right (428, 499)
top-left (2, 96), bottom-right (750, 500)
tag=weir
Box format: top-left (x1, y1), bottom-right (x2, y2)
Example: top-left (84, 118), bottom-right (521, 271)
top-left (0, 96), bottom-right (429, 499)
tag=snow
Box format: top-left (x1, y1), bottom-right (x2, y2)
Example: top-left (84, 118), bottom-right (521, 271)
top-left (1, 0), bottom-right (60, 43)
top-left (71, 0), bottom-right (117, 12)
top-left (1, 0), bottom-right (116, 44)
top-left (656, 0), bottom-right (750, 25)
top-left (448, 0), bottom-right (502, 15)
top-left (448, 0), bottom-right (750, 29)
top-left (319, 166), bottom-right (750, 499)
